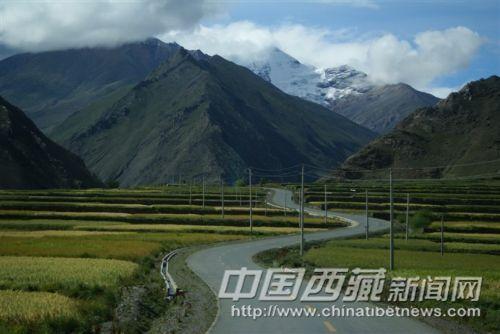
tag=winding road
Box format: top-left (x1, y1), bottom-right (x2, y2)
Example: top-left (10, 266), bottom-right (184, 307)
top-left (187, 188), bottom-right (440, 334)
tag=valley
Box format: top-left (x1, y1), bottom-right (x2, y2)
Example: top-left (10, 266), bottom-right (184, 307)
top-left (0, 185), bottom-right (345, 332)
top-left (0, 10), bottom-right (497, 332)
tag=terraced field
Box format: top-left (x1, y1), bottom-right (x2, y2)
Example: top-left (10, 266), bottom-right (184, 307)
top-left (290, 178), bottom-right (500, 333)
top-left (305, 179), bottom-right (500, 221)
top-left (0, 185), bottom-right (344, 332)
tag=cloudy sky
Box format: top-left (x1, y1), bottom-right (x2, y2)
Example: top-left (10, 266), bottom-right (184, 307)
top-left (0, 0), bottom-right (498, 97)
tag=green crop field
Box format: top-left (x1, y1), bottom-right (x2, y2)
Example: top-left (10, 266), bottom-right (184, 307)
top-left (72, 223), bottom-right (326, 234)
top-left (301, 238), bottom-right (500, 333)
top-left (263, 178), bottom-right (500, 333)
top-left (0, 211), bottom-right (340, 229)
top-left (5, 180), bottom-right (498, 332)
top-left (0, 185), bottom-right (339, 332)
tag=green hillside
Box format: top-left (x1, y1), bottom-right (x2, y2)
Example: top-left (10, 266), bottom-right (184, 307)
top-left (341, 76), bottom-right (500, 178)
top-left (332, 83), bottom-right (439, 134)
top-left (0, 39), bottom-right (180, 132)
top-left (53, 48), bottom-right (376, 186)
top-left (0, 96), bottom-right (101, 189)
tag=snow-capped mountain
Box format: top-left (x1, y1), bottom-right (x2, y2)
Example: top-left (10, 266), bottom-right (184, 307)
top-left (234, 48), bottom-right (373, 107)
top-left (234, 48), bottom-right (439, 134)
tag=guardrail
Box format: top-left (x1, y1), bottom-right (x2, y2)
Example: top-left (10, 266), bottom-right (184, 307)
top-left (160, 250), bottom-right (178, 300)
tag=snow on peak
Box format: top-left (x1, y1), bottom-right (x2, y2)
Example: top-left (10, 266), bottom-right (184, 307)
top-left (234, 48), bottom-right (373, 106)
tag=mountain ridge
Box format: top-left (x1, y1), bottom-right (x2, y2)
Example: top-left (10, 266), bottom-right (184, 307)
top-left (0, 38), bottom-right (181, 132)
top-left (0, 96), bottom-right (101, 189)
top-left (340, 75), bottom-right (500, 178)
top-left (53, 48), bottom-right (376, 186)
top-left (331, 83), bottom-right (440, 134)
top-left (237, 48), bottom-right (440, 133)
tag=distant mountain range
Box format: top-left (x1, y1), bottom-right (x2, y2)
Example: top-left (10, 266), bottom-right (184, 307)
top-left (331, 83), bottom-right (439, 134)
top-left (1, 38), bottom-right (492, 189)
top-left (237, 48), bottom-right (439, 133)
top-left (0, 96), bottom-right (100, 189)
top-left (0, 39), bottom-right (439, 135)
top-left (237, 48), bottom-right (372, 106)
top-left (341, 76), bottom-right (500, 178)
top-left (0, 38), bottom-right (180, 132)
top-left (51, 48), bottom-right (375, 186)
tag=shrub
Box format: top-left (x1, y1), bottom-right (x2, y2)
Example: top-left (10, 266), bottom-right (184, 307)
top-left (234, 178), bottom-right (246, 187)
top-left (409, 210), bottom-right (434, 233)
top-left (106, 179), bottom-right (120, 189)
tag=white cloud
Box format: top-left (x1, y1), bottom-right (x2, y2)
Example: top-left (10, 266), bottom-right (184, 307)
top-left (0, 0), bottom-right (220, 52)
top-left (294, 0), bottom-right (379, 9)
top-left (0, 1), bottom-right (481, 96)
top-left (162, 22), bottom-right (482, 94)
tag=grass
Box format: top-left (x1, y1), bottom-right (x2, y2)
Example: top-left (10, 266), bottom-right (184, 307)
top-left (256, 238), bottom-right (500, 333)
top-left (0, 210), bottom-right (340, 228)
top-left (302, 242), bottom-right (500, 333)
top-left (408, 232), bottom-right (500, 244)
top-left (314, 237), bottom-right (500, 255)
top-left (0, 230), bottom-right (130, 237)
top-left (427, 221), bottom-right (500, 234)
top-left (73, 222), bottom-right (324, 234)
top-left (0, 218), bottom-right (126, 231)
top-left (298, 177), bottom-right (500, 333)
top-left (303, 241), bottom-right (500, 271)
top-left (305, 179), bottom-right (500, 224)
top-left (0, 201), bottom-right (291, 215)
top-left (0, 256), bottom-right (138, 291)
top-left (0, 187), bottom-right (279, 332)
top-left (310, 201), bottom-right (500, 214)
top-left (257, 232), bottom-right (500, 333)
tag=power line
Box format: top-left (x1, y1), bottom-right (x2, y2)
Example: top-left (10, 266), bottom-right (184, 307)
top-left (159, 157), bottom-right (500, 184)
top-left (252, 170), bottom-right (301, 178)
top-left (249, 164), bottom-right (303, 173)
top-left (305, 158), bottom-right (500, 174)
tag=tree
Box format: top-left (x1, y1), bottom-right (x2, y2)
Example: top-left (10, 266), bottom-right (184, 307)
top-left (106, 179), bottom-right (120, 188)
top-left (234, 178), bottom-right (246, 187)
top-left (409, 209), bottom-right (433, 233)
top-left (259, 178), bottom-right (269, 186)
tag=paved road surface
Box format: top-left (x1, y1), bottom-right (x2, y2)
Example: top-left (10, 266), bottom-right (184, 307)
top-left (187, 188), bottom-right (440, 334)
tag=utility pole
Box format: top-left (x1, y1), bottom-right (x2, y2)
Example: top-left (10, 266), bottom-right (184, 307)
top-left (189, 180), bottom-right (192, 206)
top-left (365, 189), bottom-right (369, 240)
top-left (324, 184), bottom-right (328, 224)
top-left (249, 168), bottom-right (253, 236)
top-left (405, 193), bottom-right (410, 241)
top-left (202, 175), bottom-right (205, 209)
top-left (284, 194), bottom-right (287, 217)
top-left (389, 168), bottom-right (394, 271)
top-left (264, 193), bottom-right (268, 216)
top-left (300, 165), bottom-right (305, 256)
top-left (221, 175), bottom-right (224, 219)
top-left (440, 215), bottom-right (444, 256)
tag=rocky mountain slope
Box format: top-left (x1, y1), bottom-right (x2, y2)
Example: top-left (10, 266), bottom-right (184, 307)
top-left (331, 83), bottom-right (439, 134)
top-left (238, 48), bottom-right (372, 106)
top-left (0, 38), bottom-right (180, 132)
top-left (239, 48), bottom-right (439, 133)
top-left (340, 76), bottom-right (500, 178)
top-left (0, 96), bottom-right (101, 189)
top-left (53, 48), bottom-right (376, 186)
